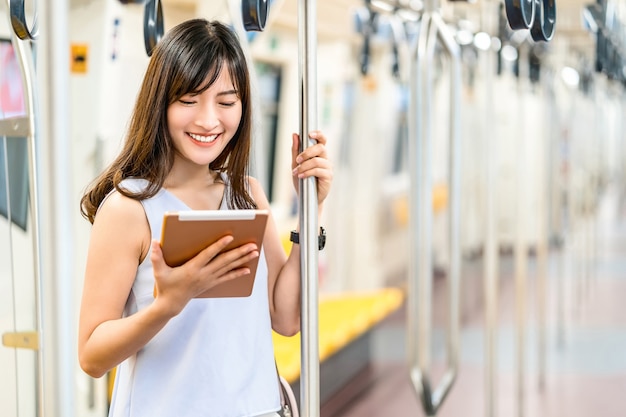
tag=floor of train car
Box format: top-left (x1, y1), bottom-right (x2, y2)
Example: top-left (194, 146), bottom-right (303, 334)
top-left (324, 184), bottom-right (626, 417)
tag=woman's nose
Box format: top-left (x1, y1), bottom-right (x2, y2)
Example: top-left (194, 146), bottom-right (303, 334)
top-left (195, 102), bottom-right (219, 129)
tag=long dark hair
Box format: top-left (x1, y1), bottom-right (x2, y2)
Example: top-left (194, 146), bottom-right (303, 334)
top-left (80, 19), bottom-right (256, 224)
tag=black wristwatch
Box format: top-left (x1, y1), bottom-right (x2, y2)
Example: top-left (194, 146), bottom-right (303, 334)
top-left (290, 227), bottom-right (326, 250)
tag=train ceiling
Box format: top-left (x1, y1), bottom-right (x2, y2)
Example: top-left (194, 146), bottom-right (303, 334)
top-left (66, 0), bottom-right (596, 58)
top-left (171, 0), bottom-right (595, 53)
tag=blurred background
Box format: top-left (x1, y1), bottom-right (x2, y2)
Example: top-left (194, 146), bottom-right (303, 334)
top-left (1, 0), bottom-right (626, 416)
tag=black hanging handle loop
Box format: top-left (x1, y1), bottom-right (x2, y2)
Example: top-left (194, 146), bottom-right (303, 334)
top-left (358, 6), bottom-right (377, 76)
top-left (530, 0), bottom-right (556, 42)
top-left (504, 0), bottom-right (535, 30)
top-left (9, 0), bottom-right (39, 40)
top-left (144, 0), bottom-right (164, 56)
top-left (242, 0), bottom-right (270, 32)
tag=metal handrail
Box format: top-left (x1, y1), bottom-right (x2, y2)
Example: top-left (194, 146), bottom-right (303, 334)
top-left (298, 1), bottom-right (320, 416)
top-left (407, 7), bottom-right (461, 417)
top-left (4, 0), bottom-right (43, 415)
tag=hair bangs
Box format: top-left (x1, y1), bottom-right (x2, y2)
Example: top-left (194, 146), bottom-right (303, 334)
top-left (169, 40), bottom-right (241, 103)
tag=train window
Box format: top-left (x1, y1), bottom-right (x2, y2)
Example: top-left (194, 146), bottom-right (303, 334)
top-left (0, 39), bottom-right (29, 231)
top-left (254, 61), bottom-right (282, 202)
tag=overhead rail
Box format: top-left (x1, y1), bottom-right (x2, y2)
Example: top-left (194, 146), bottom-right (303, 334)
top-left (407, 0), bottom-right (462, 415)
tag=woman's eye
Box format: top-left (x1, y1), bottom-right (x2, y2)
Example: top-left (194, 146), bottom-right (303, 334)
top-left (179, 99), bottom-right (195, 105)
top-left (220, 102), bottom-right (236, 107)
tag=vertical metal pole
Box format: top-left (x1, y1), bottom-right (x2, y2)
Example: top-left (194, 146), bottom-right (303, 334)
top-left (5, 0), bottom-right (44, 414)
top-left (417, 14), bottom-right (436, 410)
top-left (481, 11), bottom-right (498, 417)
top-left (407, 7), bottom-right (461, 416)
top-left (555, 81), bottom-right (574, 351)
top-left (514, 74), bottom-right (527, 417)
top-left (297, 1), bottom-right (320, 417)
top-left (408, 11), bottom-right (434, 412)
top-left (435, 11), bottom-right (462, 398)
top-left (39, 0), bottom-right (76, 415)
top-left (407, 12), bottom-right (424, 398)
top-left (536, 69), bottom-right (551, 391)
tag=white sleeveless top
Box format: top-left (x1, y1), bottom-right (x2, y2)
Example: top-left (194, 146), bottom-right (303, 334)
top-left (108, 178), bottom-right (281, 417)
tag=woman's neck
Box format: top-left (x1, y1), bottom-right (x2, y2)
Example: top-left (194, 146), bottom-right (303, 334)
top-left (165, 164), bottom-right (220, 189)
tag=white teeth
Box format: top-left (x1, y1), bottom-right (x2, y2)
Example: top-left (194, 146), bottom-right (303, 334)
top-left (189, 133), bottom-right (217, 143)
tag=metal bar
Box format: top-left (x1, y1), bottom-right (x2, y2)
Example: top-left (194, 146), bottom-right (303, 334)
top-left (482, 29), bottom-right (498, 417)
top-left (536, 71), bottom-right (551, 392)
top-left (4, 0), bottom-right (44, 414)
top-left (406, 10), bottom-right (426, 401)
top-left (413, 13), bottom-right (436, 413)
top-left (407, 10), bottom-right (462, 416)
top-left (514, 76), bottom-right (528, 417)
top-left (297, 1), bottom-right (320, 417)
top-left (433, 10), bottom-right (462, 406)
top-left (39, 0), bottom-right (76, 415)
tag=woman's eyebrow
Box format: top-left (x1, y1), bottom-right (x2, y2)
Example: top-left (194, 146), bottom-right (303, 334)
top-left (217, 89), bottom-right (238, 97)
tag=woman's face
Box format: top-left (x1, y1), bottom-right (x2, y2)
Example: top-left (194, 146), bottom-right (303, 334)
top-left (167, 67), bottom-right (243, 168)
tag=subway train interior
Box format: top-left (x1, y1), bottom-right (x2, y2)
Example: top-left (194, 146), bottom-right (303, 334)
top-left (1, 0), bottom-right (626, 416)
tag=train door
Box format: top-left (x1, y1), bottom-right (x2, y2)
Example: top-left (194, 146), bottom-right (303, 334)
top-left (0, 12), bottom-right (39, 417)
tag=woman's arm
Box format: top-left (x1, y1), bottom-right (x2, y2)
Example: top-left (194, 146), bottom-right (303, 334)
top-left (254, 131), bottom-right (333, 336)
top-left (78, 191), bottom-right (259, 378)
top-left (78, 192), bottom-right (171, 378)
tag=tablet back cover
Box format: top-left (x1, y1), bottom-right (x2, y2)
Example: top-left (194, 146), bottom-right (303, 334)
top-left (160, 210), bottom-right (268, 298)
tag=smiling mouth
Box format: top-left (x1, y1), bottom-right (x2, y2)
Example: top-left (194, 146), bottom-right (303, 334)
top-left (189, 133), bottom-right (218, 143)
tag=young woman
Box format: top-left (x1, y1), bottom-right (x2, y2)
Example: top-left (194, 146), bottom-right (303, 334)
top-left (78, 19), bottom-right (332, 417)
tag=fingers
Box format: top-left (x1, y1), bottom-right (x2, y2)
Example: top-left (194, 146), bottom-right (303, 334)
top-left (291, 130), bottom-right (333, 204)
top-left (150, 240), bottom-right (168, 275)
top-left (206, 243), bottom-right (259, 277)
top-left (154, 237), bottom-right (260, 303)
top-left (296, 131), bottom-right (327, 162)
top-left (292, 131), bottom-right (330, 178)
top-left (192, 235), bottom-right (235, 266)
top-left (291, 133), bottom-right (300, 170)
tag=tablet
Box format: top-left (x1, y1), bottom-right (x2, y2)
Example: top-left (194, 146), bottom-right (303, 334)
top-left (159, 209), bottom-right (269, 298)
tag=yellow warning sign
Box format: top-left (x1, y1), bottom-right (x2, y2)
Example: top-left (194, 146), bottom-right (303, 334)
top-left (71, 44), bottom-right (88, 74)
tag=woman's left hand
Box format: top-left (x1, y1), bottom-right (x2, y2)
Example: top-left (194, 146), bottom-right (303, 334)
top-left (291, 131), bottom-right (333, 205)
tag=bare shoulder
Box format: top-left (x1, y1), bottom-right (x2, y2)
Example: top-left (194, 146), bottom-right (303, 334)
top-left (91, 190), bottom-right (150, 261)
top-left (94, 190), bottom-right (146, 226)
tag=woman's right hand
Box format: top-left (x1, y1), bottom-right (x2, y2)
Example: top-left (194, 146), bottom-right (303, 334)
top-left (150, 236), bottom-right (259, 315)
